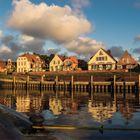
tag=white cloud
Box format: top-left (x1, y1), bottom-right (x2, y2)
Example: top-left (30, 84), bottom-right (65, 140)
top-left (71, 0), bottom-right (90, 16)
top-left (135, 35), bottom-right (140, 41)
top-left (20, 34), bottom-right (34, 43)
top-left (0, 45), bottom-right (12, 54)
top-left (71, 0), bottom-right (90, 8)
top-left (65, 37), bottom-right (105, 56)
top-left (8, 0), bottom-right (91, 43)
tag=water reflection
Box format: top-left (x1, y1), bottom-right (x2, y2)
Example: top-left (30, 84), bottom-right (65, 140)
top-left (0, 89), bottom-right (140, 127)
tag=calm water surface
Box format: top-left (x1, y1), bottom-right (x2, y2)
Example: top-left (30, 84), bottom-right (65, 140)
top-left (0, 89), bottom-right (140, 139)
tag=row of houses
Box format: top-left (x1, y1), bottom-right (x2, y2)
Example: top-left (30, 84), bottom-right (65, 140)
top-left (0, 48), bottom-right (138, 73)
top-left (88, 48), bottom-right (137, 71)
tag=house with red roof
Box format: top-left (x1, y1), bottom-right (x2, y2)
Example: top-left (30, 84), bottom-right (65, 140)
top-left (88, 48), bottom-right (117, 70)
top-left (0, 59), bottom-right (14, 73)
top-left (16, 53), bottom-right (44, 72)
top-left (0, 60), bottom-right (7, 72)
top-left (49, 54), bottom-right (78, 71)
top-left (117, 51), bottom-right (138, 71)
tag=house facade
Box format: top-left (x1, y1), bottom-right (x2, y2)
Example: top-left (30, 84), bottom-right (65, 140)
top-left (17, 53), bottom-right (44, 72)
top-left (49, 54), bottom-right (64, 71)
top-left (0, 59), bottom-right (14, 73)
top-left (0, 60), bottom-right (7, 72)
top-left (88, 48), bottom-right (117, 70)
top-left (49, 54), bottom-right (78, 71)
top-left (63, 56), bottom-right (78, 71)
top-left (117, 51), bottom-right (137, 70)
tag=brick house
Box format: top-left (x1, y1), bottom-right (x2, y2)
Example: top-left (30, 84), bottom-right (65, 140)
top-left (117, 51), bottom-right (137, 71)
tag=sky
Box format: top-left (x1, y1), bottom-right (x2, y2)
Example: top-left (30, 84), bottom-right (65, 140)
top-left (0, 0), bottom-right (140, 61)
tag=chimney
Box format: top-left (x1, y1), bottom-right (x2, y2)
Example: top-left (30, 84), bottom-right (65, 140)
top-left (107, 50), bottom-right (111, 55)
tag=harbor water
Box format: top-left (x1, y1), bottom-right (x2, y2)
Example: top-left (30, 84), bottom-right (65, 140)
top-left (0, 89), bottom-right (140, 139)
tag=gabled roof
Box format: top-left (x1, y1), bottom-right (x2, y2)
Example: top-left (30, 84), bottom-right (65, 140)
top-left (117, 51), bottom-right (137, 65)
top-left (19, 53), bottom-right (43, 63)
top-left (89, 48), bottom-right (117, 63)
top-left (58, 55), bottom-right (67, 61)
top-left (64, 56), bottom-right (78, 64)
top-left (101, 48), bottom-right (117, 62)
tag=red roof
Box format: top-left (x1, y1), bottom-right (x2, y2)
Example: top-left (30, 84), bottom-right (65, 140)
top-left (19, 53), bottom-right (43, 63)
top-left (0, 60), bottom-right (6, 69)
top-left (58, 55), bottom-right (67, 61)
top-left (117, 51), bottom-right (137, 65)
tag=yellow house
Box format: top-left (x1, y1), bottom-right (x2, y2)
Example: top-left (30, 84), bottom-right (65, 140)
top-left (49, 54), bottom-right (65, 71)
top-left (17, 53), bottom-right (44, 72)
top-left (88, 48), bottom-right (117, 70)
top-left (49, 54), bottom-right (79, 71)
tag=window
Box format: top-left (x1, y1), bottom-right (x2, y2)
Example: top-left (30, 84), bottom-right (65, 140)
top-left (58, 61), bottom-right (60, 64)
top-left (55, 66), bottom-right (58, 71)
top-left (53, 61), bottom-right (55, 64)
top-left (24, 62), bottom-right (26, 65)
top-left (92, 65), bottom-right (97, 70)
top-left (96, 57), bottom-right (105, 61)
top-left (126, 58), bottom-right (130, 64)
top-left (99, 51), bottom-right (103, 55)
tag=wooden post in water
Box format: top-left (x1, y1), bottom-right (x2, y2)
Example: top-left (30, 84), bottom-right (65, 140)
top-left (40, 75), bottom-right (44, 90)
top-left (55, 75), bottom-right (58, 91)
top-left (26, 75), bottom-right (29, 90)
top-left (71, 75), bottom-right (74, 90)
top-left (113, 75), bottom-right (116, 94)
top-left (90, 75), bottom-right (93, 93)
top-left (13, 76), bottom-right (16, 89)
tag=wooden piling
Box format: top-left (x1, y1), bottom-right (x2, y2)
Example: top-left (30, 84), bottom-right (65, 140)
top-left (26, 75), bottom-right (29, 90)
top-left (13, 76), bottom-right (16, 89)
top-left (90, 75), bottom-right (93, 93)
top-left (55, 76), bottom-right (58, 91)
top-left (71, 75), bottom-right (74, 90)
top-left (114, 75), bottom-right (116, 93)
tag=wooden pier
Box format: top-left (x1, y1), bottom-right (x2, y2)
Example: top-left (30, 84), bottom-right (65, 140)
top-left (0, 75), bottom-right (140, 94)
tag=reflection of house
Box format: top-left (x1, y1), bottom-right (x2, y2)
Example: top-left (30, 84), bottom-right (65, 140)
top-left (119, 102), bottom-right (136, 121)
top-left (117, 51), bottom-right (137, 71)
top-left (49, 97), bottom-right (63, 115)
top-left (3, 95), bottom-right (15, 108)
top-left (16, 96), bottom-right (30, 112)
top-left (49, 54), bottom-right (78, 71)
top-left (88, 48), bottom-right (117, 70)
top-left (30, 95), bottom-right (42, 112)
top-left (17, 53), bottom-right (44, 72)
top-left (88, 100), bottom-right (116, 123)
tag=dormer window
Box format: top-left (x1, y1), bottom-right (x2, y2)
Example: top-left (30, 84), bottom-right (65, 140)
top-left (99, 51), bottom-right (103, 55)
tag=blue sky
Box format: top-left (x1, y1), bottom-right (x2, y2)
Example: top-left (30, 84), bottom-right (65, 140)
top-left (0, 0), bottom-right (140, 60)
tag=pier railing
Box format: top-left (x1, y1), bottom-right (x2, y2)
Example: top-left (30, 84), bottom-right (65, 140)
top-left (0, 74), bottom-right (140, 94)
